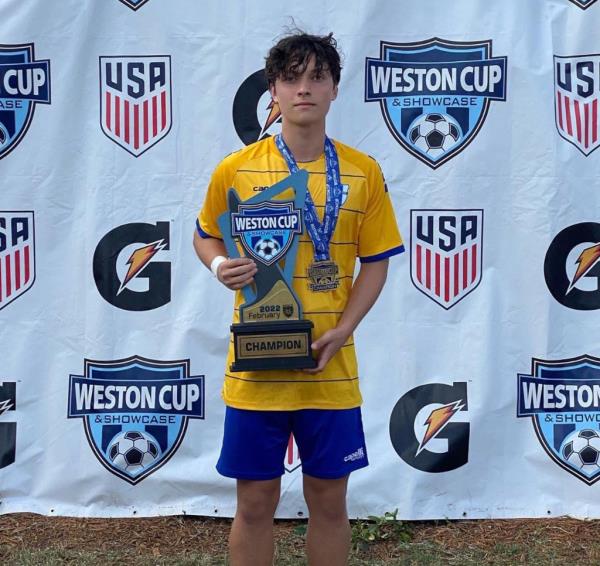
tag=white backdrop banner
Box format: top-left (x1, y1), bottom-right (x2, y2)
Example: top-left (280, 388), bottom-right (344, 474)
top-left (1, 0), bottom-right (600, 519)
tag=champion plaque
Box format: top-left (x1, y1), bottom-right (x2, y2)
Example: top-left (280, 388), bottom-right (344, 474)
top-left (218, 170), bottom-right (317, 371)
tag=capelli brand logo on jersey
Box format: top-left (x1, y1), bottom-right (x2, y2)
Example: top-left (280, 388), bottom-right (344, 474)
top-left (554, 54), bottom-right (600, 156)
top-left (0, 44), bottom-right (50, 161)
top-left (100, 56), bottom-right (172, 157)
top-left (233, 69), bottom-right (281, 146)
top-left (68, 356), bottom-right (205, 484)
top-left (118, 0), bottom-right (151, 10)
top-left (365, 38), bottom-right (507, 169)
top-left (343, 447), bottom-right (365, 463)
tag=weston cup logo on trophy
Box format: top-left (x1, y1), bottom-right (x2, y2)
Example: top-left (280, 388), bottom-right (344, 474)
top-left (218, 170), bottom-right (317, 371)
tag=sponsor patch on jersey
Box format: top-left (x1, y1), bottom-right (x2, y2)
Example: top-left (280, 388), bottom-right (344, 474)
top-left (99, 56), bottom-right (172, 157)
top-left (93, 221), bottom-right (170, 311)
top-left (544, 222), bottom-right (600, 310)
top-left (233, 69), bottom-right (281, 145)
top-left (231, 202), bottom-right (302, 266)
top-left (0, 381), bottom-right (16, 470)
top-left (68, 356), bottom-right (204, 484)
top-left (0, 212), bottom-right (35, 311)
top-left (390, 381), bottom-right (469, 472)
top-left (0, 44), bottom-right (50, 160)
top-left (118, 0), bottom-right (151, 10)
top-left (554, 54), bottom-right (600, 156)
top-left (365, 38), bottom-right (507, 168)
top-left (410, 210), bottom-right (483, 309)
top-left (518, 355), bottom-right (600, 485)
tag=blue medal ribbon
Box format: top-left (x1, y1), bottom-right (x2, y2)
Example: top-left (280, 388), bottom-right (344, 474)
top-left (274, 134), bottom-right (342, 262)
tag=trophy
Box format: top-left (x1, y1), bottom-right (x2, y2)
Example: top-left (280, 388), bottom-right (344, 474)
top-left (218, 170), bottom-right (317, 371)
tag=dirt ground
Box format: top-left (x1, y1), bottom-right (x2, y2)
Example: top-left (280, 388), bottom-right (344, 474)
top-left (2, 513), bottom-right (600, 564)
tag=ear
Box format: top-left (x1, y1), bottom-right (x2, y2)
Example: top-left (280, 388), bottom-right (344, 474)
top-left (331, 83), bottom-right (339, 101)
top-left (269, 84), bottom-right (278, 103)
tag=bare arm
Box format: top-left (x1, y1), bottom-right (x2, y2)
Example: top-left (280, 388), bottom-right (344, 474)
top-left (193, 230), bottom-right (257, 290)
top-left (306, 258), bottom-right (389, 374)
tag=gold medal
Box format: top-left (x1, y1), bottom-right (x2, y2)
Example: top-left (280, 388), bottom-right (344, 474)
top-left (307, 260), bottom-right (339, 292)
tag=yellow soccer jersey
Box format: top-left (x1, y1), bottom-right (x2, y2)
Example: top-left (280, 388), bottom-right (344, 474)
top-left (197, 136), bottom-right (403, 410)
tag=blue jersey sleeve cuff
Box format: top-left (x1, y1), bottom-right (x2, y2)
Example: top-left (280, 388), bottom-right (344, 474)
top-left (359, 244), bottom-right (405, 263)
top-left (196, 219), bottom-right (222, 240)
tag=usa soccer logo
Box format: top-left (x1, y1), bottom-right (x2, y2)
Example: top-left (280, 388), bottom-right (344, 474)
top-left (0, 212), bottom-right (35, 311)
top-left (567, 0), bottom-right (598, 9)
top-left (365, 38), bottom-right (507, 168)
top-left (0, 44), bottom-right (50, 161)
top-left (554, 54), bottom-right (600, 156)
top-left (410, 210), bottom-right (483, 309)
top-left (68, 356), bottom-right (204, 484)
top-left (118, 0), bottom-right (151, 10)
top-left (231, 202), bottom-right (302, 266)
top-left (100, 56), bottom-right (172, 157)
top-left (518, 355), bottom-right (600, 485)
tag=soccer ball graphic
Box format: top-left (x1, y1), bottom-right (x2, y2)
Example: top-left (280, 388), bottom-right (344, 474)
top-left (408, 113), bottom-right (461, 158)
top-left (107, 430), bottom-right (161, 475)
top-left (560, 428), bottom-right (600, 475)
top-left (254, 237), bottom-right (281, 262)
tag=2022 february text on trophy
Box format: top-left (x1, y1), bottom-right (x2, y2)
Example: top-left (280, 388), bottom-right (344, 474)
top-left (218, 170), bottom-right (317, 371)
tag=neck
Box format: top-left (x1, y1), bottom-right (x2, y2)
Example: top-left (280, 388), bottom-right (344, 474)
top-left (280, 122), bottom-right (326, 162)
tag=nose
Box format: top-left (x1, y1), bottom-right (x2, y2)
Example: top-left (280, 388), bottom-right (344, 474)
top-left (296, 76), bottom-right (311, 96)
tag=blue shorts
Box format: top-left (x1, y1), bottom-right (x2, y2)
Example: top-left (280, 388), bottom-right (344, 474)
top-left (217, 407), bottom-right (369, 480)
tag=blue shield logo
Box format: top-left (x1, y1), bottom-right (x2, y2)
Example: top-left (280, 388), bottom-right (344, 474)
top-left (68, 356), bottom-right (204, 484)
top-left (518, 355), bottom-right (600, 485)
top-left (0, 44), bottom-right (51, 161)
top-left (118, 0), bottom-right (151, 10)
top-left (365, 38), bottom-right (507, 169)
top-left (231, 201), bottom-right (302, 266)
top-left (568, 0), bottom-right (598, 9)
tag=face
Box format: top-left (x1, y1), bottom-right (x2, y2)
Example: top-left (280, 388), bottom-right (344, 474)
top-left (269, 55), bottom-right (338, 128)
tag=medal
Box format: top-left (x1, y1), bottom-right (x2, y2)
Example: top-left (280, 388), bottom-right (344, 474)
top-left (275, 134), bottom-right (343, 292)
top-left (307, 259), bottom-right (339, 292)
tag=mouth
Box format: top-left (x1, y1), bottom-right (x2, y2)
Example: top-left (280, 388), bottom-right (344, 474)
top-left (294, 102), bottom-right (316, 108)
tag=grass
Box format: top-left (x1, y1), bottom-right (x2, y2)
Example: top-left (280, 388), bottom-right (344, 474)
top-left (4, 541), bottom-right (597, 566)
top-left (1, 550), bottom-right (226, 566)
top-left (3, 513), bottom-right (600, 565)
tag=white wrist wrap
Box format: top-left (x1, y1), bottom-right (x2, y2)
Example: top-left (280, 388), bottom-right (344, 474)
top-left (210, 255), bottom-right (227, 278)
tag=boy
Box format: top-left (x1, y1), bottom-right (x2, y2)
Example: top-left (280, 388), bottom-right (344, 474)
top-left (194, 31), bottom-right (403, 566)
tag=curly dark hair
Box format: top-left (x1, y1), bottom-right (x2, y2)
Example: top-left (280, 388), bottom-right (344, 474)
top-left (265, 31), bottom-right (342, 86)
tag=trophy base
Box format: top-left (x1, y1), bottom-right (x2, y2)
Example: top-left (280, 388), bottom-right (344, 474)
top-left (230, 320), bottom-right (317, 371)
